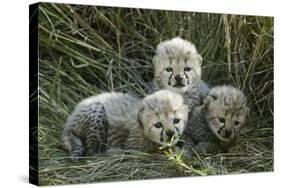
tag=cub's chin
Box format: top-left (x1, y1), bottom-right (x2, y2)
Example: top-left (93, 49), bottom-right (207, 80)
top-left (209, 125), bottom-right (234, 143)
top-left (215, 132), bottom-right (233, 142)
top-left (154, 138), bottom-right (180, 147)
top-left (163, 83), bottom-right (187, 94)
top-left (173, 82), bottom-right (186, 88)
top-left (173, 87), bottom-right (187, 94)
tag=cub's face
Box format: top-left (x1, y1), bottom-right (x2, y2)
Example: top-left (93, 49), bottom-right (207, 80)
top-left (204, 86), bottom-right (249, 142)
top-left (139, 90), bottom-right (189, 146)
top-left (153, 38), bottom-right (202, 94)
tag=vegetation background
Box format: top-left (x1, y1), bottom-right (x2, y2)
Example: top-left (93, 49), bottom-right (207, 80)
top-left (37, 2), bottom-right (273, 185)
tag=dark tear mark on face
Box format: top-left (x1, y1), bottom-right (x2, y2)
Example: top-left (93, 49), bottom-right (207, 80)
top-left (168, 70), bottom-right (174, 86)
top-left (217, 125), bottom-right (225, 135)
top-left (160, 127), bottom-right (164, 142)
top-left (175, 126), bottom-right (180, 135)
top-left (183, 72), bottom-right (189, 84)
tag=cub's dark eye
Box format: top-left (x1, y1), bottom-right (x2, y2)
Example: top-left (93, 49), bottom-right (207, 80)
top-left (165, 67), bottom-right (173, 72)
top-left (234, 121), bottom-right (240, 126)
top-left (173, 119), bottom-right (180, 124)
top-left (184, 67), bottom-right (191, 72)
top-left (154, 122), bottom-right (163, 128)
top-left (218, 118), bottom-right (225, 123)
top-left (184, 58), bottom-right (188, 63)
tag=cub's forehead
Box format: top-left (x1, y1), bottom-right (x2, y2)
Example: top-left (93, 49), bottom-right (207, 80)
top-left (143, 90), bottom-right (185, 112)
top-left (155, 38), bottom-right (198, 58)
top-left (143, 101), bottom-right (174, 116)
top-left (215, 101), bottom-right (247, 116)
top-left (209, 86), bottom-right (248, 112)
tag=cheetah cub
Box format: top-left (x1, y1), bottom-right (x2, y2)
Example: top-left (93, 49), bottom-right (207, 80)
top-left (151, 37), bottom-right (209, 111)
top-left (63, 90), bottom-right (189, 160)
top-left (181, 85), bottom-right (249, 155)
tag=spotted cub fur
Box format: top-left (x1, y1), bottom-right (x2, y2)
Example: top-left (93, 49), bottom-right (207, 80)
top-left (151, 37), bottom-right (209, 111)
top-left (62, 90), bottom-right (189, 160)
top-left (181, 85), bottom-right (249, 156)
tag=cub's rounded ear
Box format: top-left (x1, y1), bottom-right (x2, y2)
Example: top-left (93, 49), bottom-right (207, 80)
top-left (203, 94), bottom-right (217, 108)
top-left (138, 108), bottom-right (145, 128)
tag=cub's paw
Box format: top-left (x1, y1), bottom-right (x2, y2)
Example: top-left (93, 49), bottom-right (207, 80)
top-left (70, 153), bottom-right (83, 162)
top-left (106, 147), bottom-right (125, 156)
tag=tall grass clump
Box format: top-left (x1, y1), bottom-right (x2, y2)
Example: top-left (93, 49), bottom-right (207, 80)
top-left (37, 3), bottom-right (273, 185)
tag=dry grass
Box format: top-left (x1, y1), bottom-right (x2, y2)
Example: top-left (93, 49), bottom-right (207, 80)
top-left (36, 3), bottom-right (273, 186)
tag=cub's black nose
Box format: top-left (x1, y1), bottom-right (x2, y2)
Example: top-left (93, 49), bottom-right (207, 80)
top-left (175, 75), bottom-right (183, 82)
top-left (166, 130), bottom-right (175, 138)
top-left (225, 129), bottom-right (232, 137)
